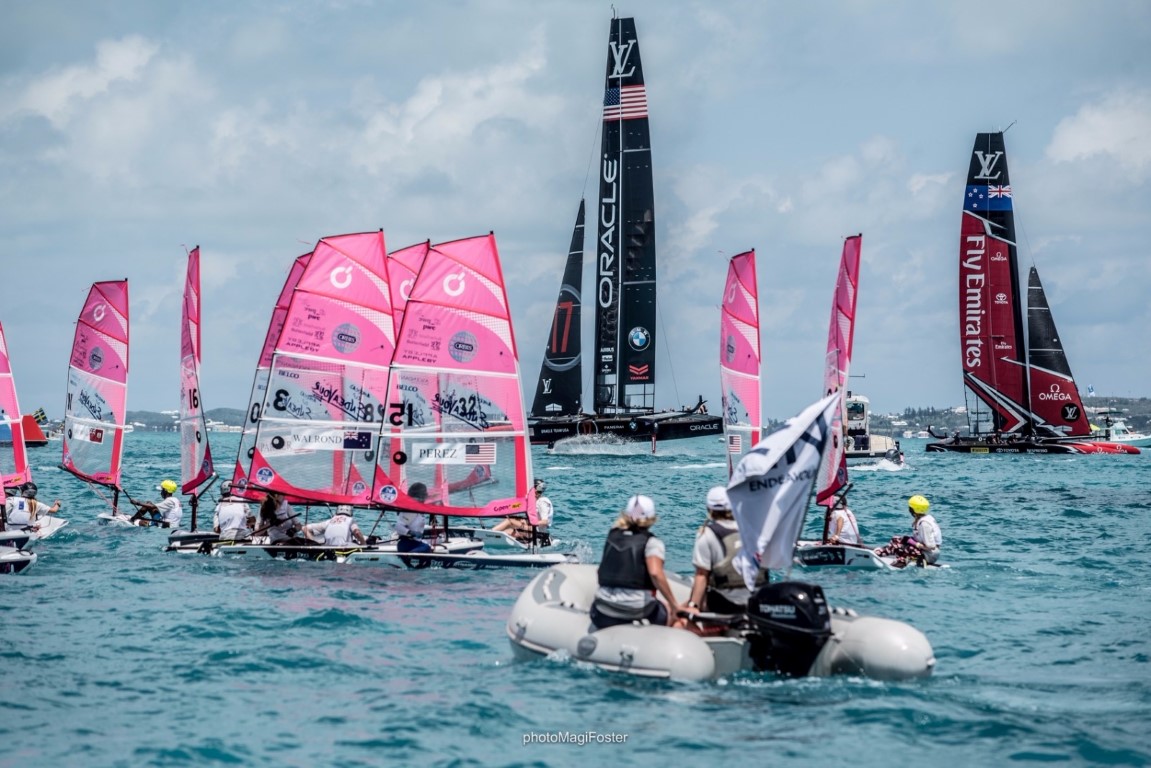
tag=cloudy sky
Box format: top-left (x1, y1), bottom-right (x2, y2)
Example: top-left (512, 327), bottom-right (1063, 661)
top-left (2, 0), bottom-right (1148, 422)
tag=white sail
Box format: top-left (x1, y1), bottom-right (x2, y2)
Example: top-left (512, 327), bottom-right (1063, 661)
top-left (727, 392), bottom-right (840, 587)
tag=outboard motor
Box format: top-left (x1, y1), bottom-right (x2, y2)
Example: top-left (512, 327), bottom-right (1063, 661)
top-left (745, 581), bottom-right (832, 677)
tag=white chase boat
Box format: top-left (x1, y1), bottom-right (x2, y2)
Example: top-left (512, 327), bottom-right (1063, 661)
top-left (507, 563), bottom-right (933, 681)
top-left (507, 393), bottom-right (934, 681)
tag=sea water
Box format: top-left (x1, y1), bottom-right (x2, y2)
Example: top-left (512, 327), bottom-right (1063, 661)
top-left (1, 432), bottom-right (1148, 767)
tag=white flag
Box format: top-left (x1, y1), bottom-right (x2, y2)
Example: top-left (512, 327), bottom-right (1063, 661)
top-left (727, 392), bottom-right (840, 590)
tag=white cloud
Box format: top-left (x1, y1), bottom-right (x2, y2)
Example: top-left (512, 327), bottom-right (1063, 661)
top-left (1047, 88), bottom-right (1151, 182)
top-left (3, 36), bottom-right (159, 128)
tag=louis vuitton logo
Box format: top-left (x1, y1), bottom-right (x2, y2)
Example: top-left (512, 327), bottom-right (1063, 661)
top-left (609, 40), bottom-right (636, 79)
top-left (974, 150), bottom-right (1004, 180)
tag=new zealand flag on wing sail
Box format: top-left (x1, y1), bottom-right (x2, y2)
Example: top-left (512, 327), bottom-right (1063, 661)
top-left (964, 185), bottom-right (1013, 212)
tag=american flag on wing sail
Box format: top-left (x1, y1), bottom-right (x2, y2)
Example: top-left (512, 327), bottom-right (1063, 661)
top-left (603, 84), bottom-right (648, 121)
top-left (465, 443), bottom-right (496, 464)
top-left (727, 434), bottom-right (742, 454)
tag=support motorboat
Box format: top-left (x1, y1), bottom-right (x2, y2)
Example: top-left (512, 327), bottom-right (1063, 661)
top-left (507, 563), bottom-right (933, 681)
top-left (509, 393), bottom-right (935, 682)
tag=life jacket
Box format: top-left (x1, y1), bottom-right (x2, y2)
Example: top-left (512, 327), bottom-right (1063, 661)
top-left (597, 528), bottom-right (654, 590)
top-left (706, 521), bottom-right (765, 592)
top-left (5, 498), bottom-right (35, 526)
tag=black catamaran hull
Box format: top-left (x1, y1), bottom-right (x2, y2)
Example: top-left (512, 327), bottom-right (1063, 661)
top-left (926, 440), bottom-right (1077, 454)
top-left (926, 439), bottom-right (1137, 455)
top-left (529, 411), bottom-right (723, 446)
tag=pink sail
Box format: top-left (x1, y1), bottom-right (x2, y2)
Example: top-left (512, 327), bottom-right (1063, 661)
top-left (231, 251), bottom-right (312, 498)
top-left (0, 322), bottom-right (31, 489)
top-left (247, 231), bottom-right (396, 505)
top-left (815, 235), bottom-right (861, 505)
top-left (388, 241), bottom-right (430, 336)
top-left (180, 247), bottom-right (214, 495)
top-left (62, 280), bottom-right (130, 487)
top-left (719, 250), bottom-right (761, 474)
top-left (380, 233), bottom-right (534, 521)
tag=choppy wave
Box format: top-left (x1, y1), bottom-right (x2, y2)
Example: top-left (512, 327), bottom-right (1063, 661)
top-left (1, 433), bottom-right (1148, 765)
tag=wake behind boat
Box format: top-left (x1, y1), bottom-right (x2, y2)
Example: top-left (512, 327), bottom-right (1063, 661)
top-left (527, 18), bottom-right (722, 450)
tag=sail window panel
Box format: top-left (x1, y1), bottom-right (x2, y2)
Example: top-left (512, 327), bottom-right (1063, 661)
top-left (62, 418), bottom-right (121, 482)
top-left (248, 355), bottom-right (387, 501)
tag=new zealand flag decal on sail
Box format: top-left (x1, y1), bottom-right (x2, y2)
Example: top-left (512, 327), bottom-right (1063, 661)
top-left (343, 431), bottom-right (373, 450)
top-left (965, 185), bottom-right (1013, 212)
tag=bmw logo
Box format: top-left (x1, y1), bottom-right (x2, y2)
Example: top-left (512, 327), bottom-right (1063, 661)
top-left (628, 327), bottom-right (650, 351)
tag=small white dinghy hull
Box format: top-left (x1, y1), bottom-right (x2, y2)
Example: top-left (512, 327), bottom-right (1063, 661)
top-left (0, 547), bottom-right (37, 575)
top-left (507, 564), bottom-right (934, 682)
top-left (97, 512), bottom-right (138, 527)
top-left (15, 516), bottom-right (69, 540)
top-left (794, 541), bottom-right (891, 570)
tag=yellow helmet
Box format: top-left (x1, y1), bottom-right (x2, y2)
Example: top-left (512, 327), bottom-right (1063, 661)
top-left (158, 479), bottom-right (178, 494)
top-left (908, 495), bottom-right (930, 515)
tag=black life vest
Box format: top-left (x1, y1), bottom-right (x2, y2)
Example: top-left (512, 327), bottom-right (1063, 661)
top-left (706, 521), bottom-right (765, 592)
top-left (597, 528), bottom-right (654, 590)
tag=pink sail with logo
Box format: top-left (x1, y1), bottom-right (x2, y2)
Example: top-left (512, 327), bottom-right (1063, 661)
top-left (62, 280), bottom-right (130, 488)
top-left (719, 249), bottom-right (761, 475)
top-left (0, 322), bottom-right (31, 489)
top-left (179, 247), bottom-right (214, 495)
top-left (380, 233), bottom-right (534, 521)
top-left (815, 234), bottom-right (860, 505)
top-left (387, 241), bottom-right (430, 338)
top-left (247, 231), bottom-right (396, 505)
top-left (231, 251), bottom-right (312, 499)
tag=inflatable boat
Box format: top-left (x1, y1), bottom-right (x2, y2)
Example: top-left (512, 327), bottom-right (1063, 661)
top-left (507, 563), bottom-right (934, 682)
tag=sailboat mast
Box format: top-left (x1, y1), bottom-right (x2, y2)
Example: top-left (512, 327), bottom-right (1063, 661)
top-left (595, 16), bottom-right (655, 415)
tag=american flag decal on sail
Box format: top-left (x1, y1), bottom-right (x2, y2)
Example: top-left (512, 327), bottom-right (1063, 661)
top-left (465, 443), bottom-right (496, 464)
top-left (727, 434), bottom-right (742, 454)
top-left (603, 85), bottom-right (648, 121)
